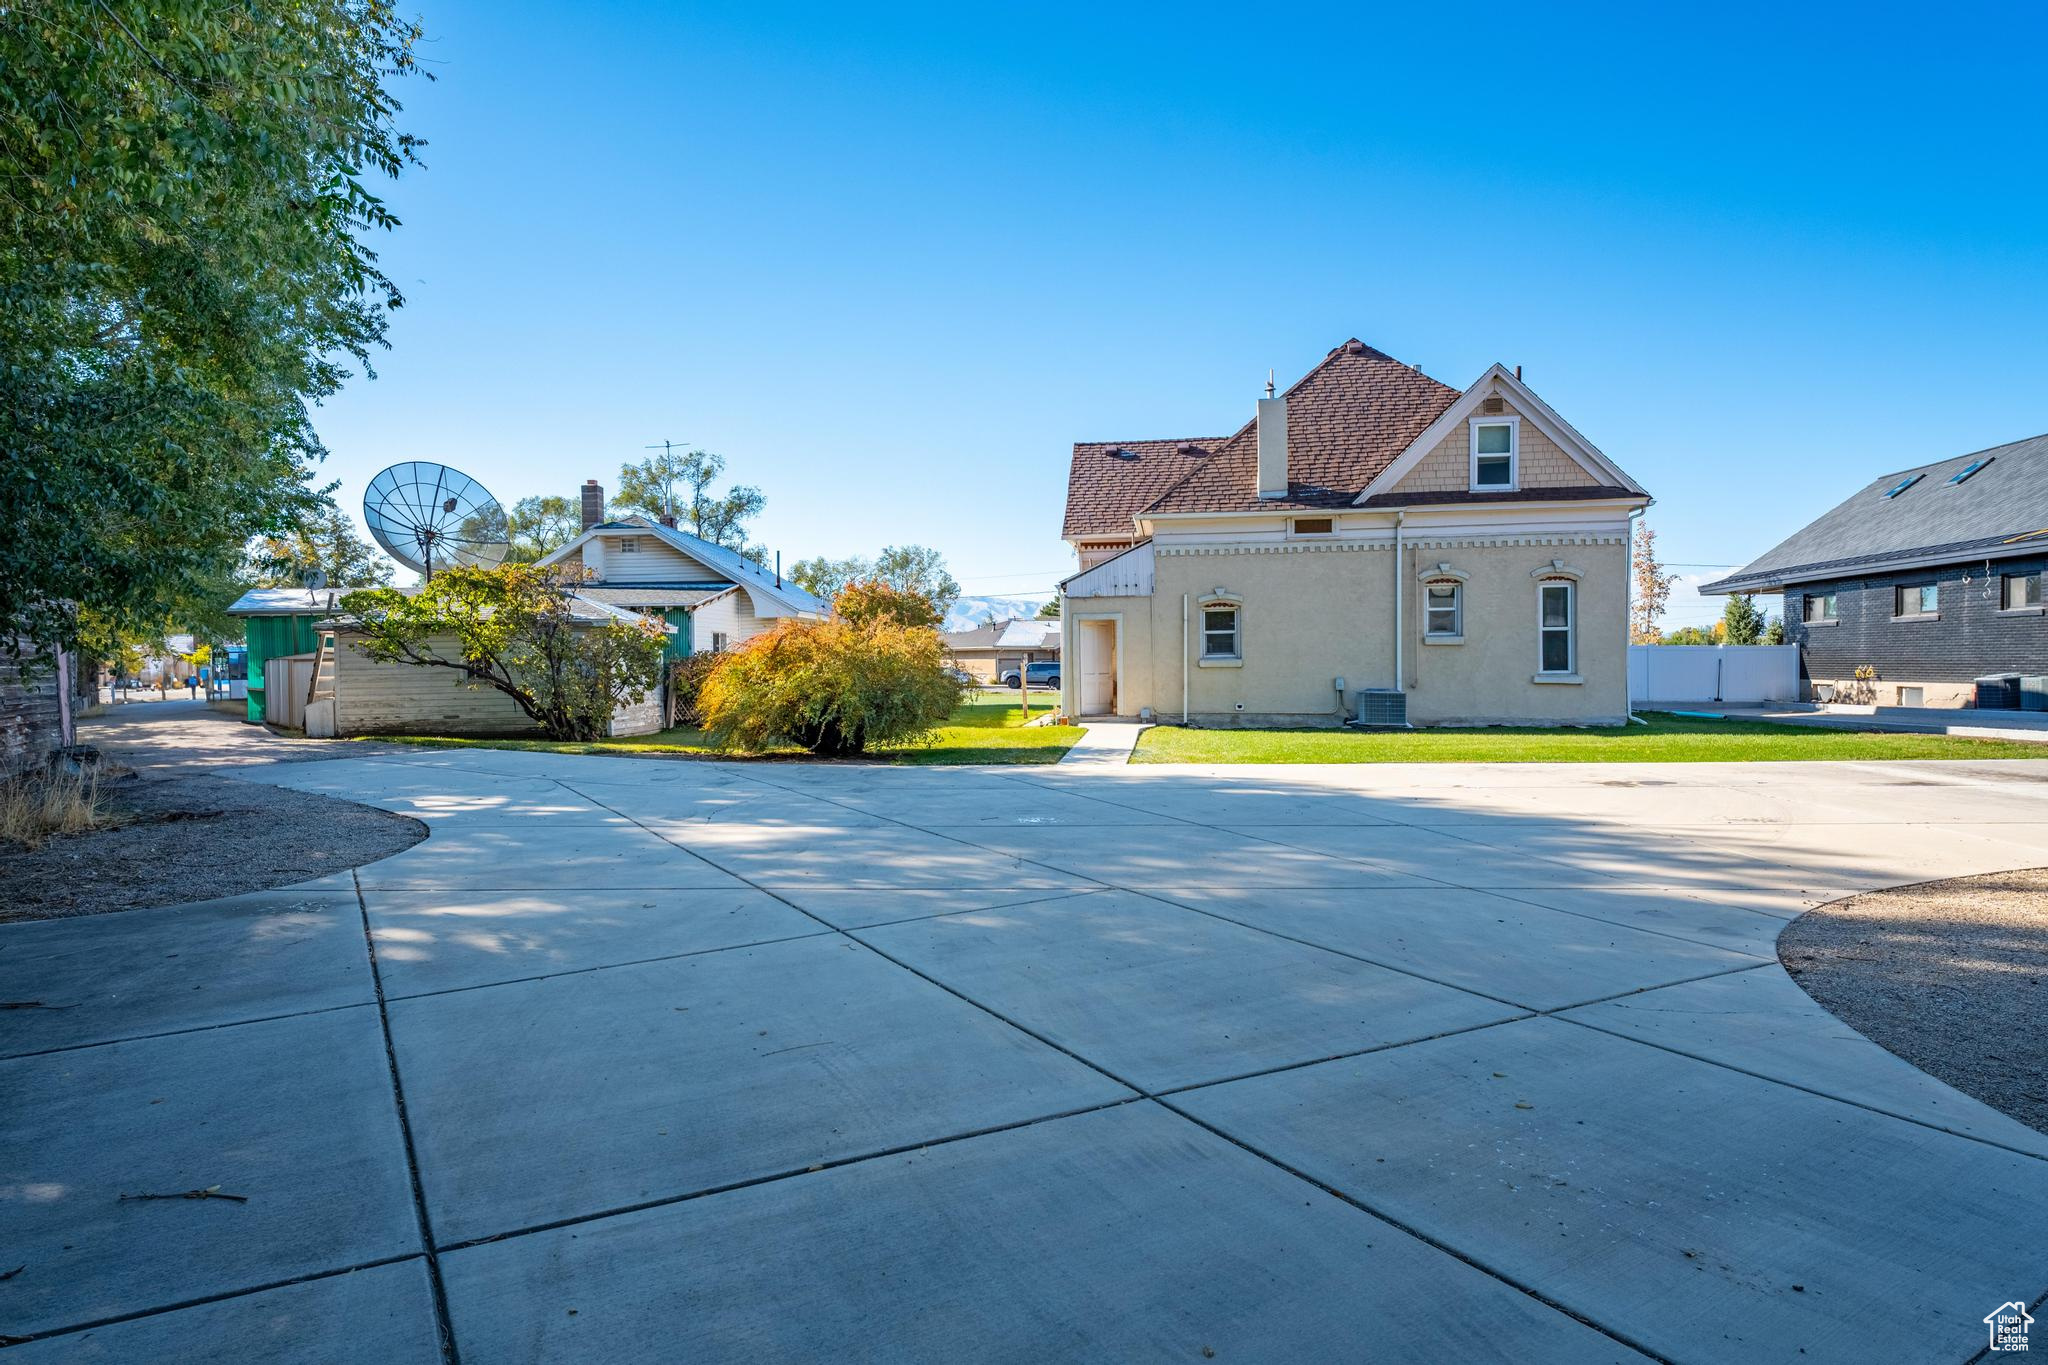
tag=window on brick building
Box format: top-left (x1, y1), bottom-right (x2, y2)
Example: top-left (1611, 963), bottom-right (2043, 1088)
top-left (1894, 584), bottom-right (1938, 617)
top-left (2004, 573), bottom-right (2043, 610)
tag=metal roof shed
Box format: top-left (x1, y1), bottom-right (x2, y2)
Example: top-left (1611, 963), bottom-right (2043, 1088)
top-left (226, 588), bottom-right (356, 724)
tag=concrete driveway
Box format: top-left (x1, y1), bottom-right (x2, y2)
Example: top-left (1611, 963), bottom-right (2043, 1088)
top-left (6, 749), bottom-right (2048, 1362)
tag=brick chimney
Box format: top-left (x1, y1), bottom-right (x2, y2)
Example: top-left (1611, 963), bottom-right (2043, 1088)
top-left (581, 480), bottom-right (604, 530)
top-left (657, 513), bottom-right (678, 528)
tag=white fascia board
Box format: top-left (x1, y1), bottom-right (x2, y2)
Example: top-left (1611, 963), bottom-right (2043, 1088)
top-left (534, 529), bottom-right (594, 569)
top-left (1707, 540), bottom-right (2048, 594)
top-left (1353, 364), bottom-right (1646, 505)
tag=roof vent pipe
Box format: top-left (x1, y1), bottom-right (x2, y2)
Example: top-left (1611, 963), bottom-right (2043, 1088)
top-left (1256, 375), bottom-right (1288, 500)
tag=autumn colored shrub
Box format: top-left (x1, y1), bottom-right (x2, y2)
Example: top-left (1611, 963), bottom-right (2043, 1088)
top-left (697, 617), bottom-right (961, 755)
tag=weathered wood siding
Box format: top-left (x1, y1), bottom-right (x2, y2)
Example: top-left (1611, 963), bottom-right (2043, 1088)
top-left (0, 639), bottom-right (63, 774)
top-left (332, 633), bottom-right (667, 738)
top-left (610, 694), bottom-right (663, 737)
top-left (332, 635), bottom-right (541, 737)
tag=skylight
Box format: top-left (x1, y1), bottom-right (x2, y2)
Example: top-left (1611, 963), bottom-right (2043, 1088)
top-left (1883, 474), bottom-right (1923, 498)
top-left (1948, 458), bottom-right (1993, 485)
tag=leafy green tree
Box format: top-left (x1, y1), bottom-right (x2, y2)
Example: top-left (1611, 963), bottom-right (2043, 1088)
top-left (1721, 593), bottom-right (1766, 646)
top-left (1662, 625), bottom-right (1715, 646)
top-left (790, 555), bottom-right (869, 601)
top-left (341, 566), bottom-right (667, 741)
top-left (614, 448), bottom-right (765, 556)
top-left (697, 617), bottom-right (961, 756)
top-left (871, 546), bottom-right (960, 620)
top-left (507, 495), bottom-right (580, 563)
top-left (792, 546), bottom-right (960, 620)
top-left (1, 0), bottom-right (428, 655)
top-left (249, 509), bottom-right (394, 588)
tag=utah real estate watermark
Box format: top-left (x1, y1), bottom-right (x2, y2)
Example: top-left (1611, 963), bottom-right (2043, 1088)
top-left (1986, 1300), bottom-right (2035, 1352)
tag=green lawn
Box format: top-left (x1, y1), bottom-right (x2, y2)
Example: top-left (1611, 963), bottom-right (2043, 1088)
top-left (1130, 712), bottom-right (2048, 764)
top-left (364, 692), bottom-right (1083, 765)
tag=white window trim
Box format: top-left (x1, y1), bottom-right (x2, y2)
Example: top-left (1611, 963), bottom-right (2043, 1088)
top-left (1469, 415), bottom-right (1521, 493)
top-left (1198, 595), bottom-right (1242, 663)
top-left (617, 536), bottom-right (641, 553)
top-left (1422, 578), bottom-right (1463, 643)
top-left (1536, 578), bottom-right (1575, 677)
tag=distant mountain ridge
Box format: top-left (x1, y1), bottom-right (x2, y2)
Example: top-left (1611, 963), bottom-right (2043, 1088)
top-left (945, 594), bottom-right (1052, 632)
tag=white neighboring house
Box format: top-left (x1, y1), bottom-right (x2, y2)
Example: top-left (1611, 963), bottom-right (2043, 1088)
top-left (538, 490), bottom-right (827, 658)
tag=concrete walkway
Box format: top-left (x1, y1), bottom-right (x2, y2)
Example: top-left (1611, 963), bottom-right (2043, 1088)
top-left (1709, 701), bottom-right (2048, 743)
top-left (1055, 719), bottom-right (1149, 766)
top-left (5, 746), bottom-right (2048, 1361)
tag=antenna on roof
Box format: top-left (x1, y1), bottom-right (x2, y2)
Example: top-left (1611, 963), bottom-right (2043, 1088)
top-left (1264, 369), bottom-right (1275, 399)
top-left (642, 439), bottom-right (687, 521)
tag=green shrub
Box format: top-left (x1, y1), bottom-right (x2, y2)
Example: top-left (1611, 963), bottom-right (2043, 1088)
top-left (697, 618), bottom-right (962, 755)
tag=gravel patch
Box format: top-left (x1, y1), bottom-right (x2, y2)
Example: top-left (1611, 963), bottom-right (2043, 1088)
top-left (0, 772), bottom-right (424, 923)
top-left (1781, 869), bottom-right (2048, 1135)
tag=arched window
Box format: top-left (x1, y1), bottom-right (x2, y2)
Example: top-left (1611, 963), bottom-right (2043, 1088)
top-left (1419, 562), bottom-right (1467, 642)
top-left (1529, 560), bottom-right (1584, 678)
top-left (1198, 591), bottom-right (1241, 662)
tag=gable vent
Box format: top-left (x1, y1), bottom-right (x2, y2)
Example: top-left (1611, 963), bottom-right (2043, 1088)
top-left (1481, 396), bottom-right (1507, 415)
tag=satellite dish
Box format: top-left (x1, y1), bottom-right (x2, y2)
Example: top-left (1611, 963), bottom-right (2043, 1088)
top-left (301, 569), bottom-right (328, 591)
top-left (363, 462), bottom-right (511, 578)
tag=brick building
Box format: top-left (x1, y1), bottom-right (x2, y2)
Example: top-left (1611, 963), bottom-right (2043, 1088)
top-left (1703, 432), bottom-right (2048, 707)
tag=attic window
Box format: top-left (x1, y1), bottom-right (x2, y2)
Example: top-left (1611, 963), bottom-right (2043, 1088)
top-left (618, 536), bottom-right (641, 553)
top-left (1883, 474), bottom-right (1923, 498)
top-left (1292, 517), bottom-right (1334, 536)
top-left (1948, 458), bottom-right (1992, 485)
top-left (1469, 417), bottom-right (1519, 491)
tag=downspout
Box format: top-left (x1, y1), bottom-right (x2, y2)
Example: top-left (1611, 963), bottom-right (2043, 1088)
top-left (1393, 511), bottom-right (1405, 692)
top-left (1181, 593), bottom-right (1190, 724)
top-left (1625, 505), bottom-right (1644, 720)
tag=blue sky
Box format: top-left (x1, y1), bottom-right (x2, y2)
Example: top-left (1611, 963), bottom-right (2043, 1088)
top-left (314, 2), bottom-right (2048, 624)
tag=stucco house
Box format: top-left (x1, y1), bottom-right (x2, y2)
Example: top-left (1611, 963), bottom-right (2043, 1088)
top-left (538, 480), bottom-right (827, 660)
top-left (1057, 339), bottom-right (1651, 727)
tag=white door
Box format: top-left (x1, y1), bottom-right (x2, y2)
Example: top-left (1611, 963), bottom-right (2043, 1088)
top-left (1079, 621), bottom-right (1115, 714)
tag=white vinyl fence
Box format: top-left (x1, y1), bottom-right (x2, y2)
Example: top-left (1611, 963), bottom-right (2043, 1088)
top-left (1629, 644), bottom-right (1800, 705)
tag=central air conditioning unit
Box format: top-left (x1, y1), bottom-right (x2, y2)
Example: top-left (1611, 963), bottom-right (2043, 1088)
top-left (1353, 689), bottom-right (1409, 728)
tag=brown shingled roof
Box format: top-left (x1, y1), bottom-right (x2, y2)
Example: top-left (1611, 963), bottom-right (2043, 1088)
top-left (1141, 340), bottom-right (1461, 516)
top-left (1061, 437), bottom-right (1229, 539)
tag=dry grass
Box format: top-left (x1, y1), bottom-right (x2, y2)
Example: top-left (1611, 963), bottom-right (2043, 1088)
top-left (0, 768), bottom-right (119, 850)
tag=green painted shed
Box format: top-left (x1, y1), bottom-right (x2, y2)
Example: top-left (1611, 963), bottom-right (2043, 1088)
top-left (226, 588), bottom-right (351, 723)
